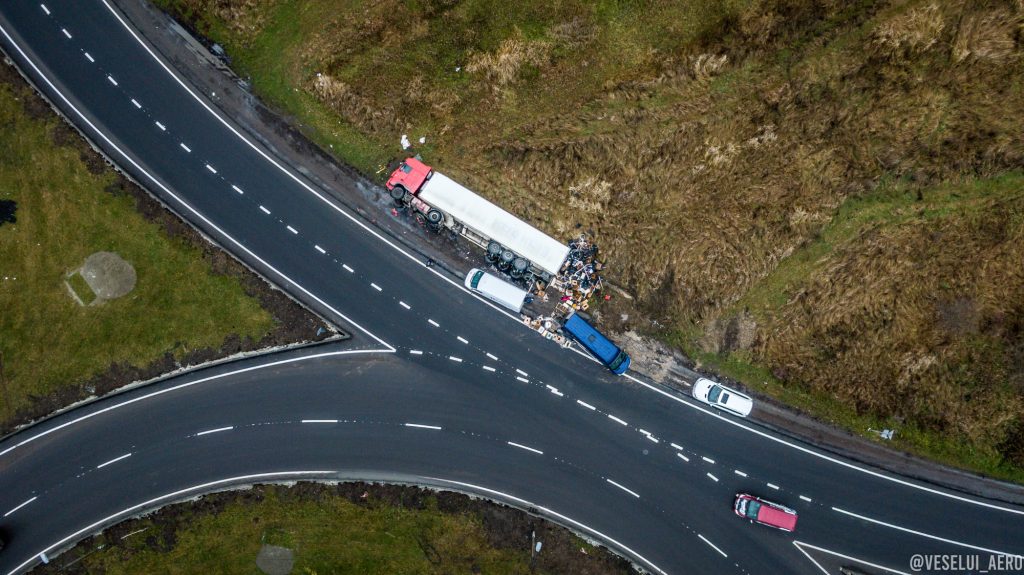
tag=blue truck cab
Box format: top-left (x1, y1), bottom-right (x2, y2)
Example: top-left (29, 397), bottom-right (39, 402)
top-left (562, 313), bottom-right (631, 375)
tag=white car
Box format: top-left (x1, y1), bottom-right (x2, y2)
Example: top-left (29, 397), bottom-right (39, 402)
top-left (692, 378), bottom-right (753, 417)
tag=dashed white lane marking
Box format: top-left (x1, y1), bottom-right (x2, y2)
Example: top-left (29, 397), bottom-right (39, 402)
top-left (516, 376), bottom-right (529, 383)
top-left (61, 28), bottom-right (71, 39)
top-left (702, 456), bottom-right (716, 464)
top-left (409, 350), bottom-right (423, 355)
top-left (342, 264), bottom-right (354, 273)
top-left (831, 506), bottom-right (1019, 556)
top-left (800, 495), bottom-right (813, 502)
top-left (449, 356), bottom-right (463, 363)
top-left (370, 283), bottom-right (382, 291)
top-left (404, 423), bottom-right (441, 430)
top-left (734, 470), bottom-right (748, 477)
top-left (131, 98), bottom-right (141, 109)
top-left (106, 75), bottom-right (117, 86)
top-left (96, 452), bottom-right (132, 469)
top-left (314, 245), bottom-right (326, 254)
top-left (767, 483), bottom-right (780, 490)
top-left (607, 414), bottom-right (628, 426)
top-left (84, 52), bottom-right (94, 63)
top-left (486, 353), bottom-right (499, 361)
top-left (286, 225), bottom-right (298, 234)
top-left (399, 301), bottom-right (411, 310)
top-left (645, 435), bottom-right (659, 444)
top-left (698, 534), bottom-right (728, 558)
top-left (41, 4), bottom-right (50, 16)
top-left (179, 142), bottom-right (190, 152)
top-left (606, 479), bottom-right (640, 498)
top-left (457, 336), bottom-right (468, 344)
top-left (261, 206), bottom-right (273, 216)
top-left (427, 319), bottom-right (440, 327)
top-left (154, 121), bottom-right (165, 131)
top-left (707, 473), bottom-right (719, 482)
top-left (670, 443), bottom-right (683, 451)
top-left (515, 369), bottom-right (529, 377)
top-left (507, 441), bottom-right (543, 455)
top-left (483, 366), bottom-right (496, 372)
top-left (196, 426), bottom-right (233, 436)
top-left (677, 453), bottom-right (690, 463)
top-left (4, 496), bottom-right (37, 518)
top-left (546, 385), bottom-right (563, 397)
top-left (205, 164), bottom-right (217, 174)
top-left (231, 185), bottom-right (244, 195)
top-left (576, 400), bottom-right (596, 410)
top-left (301, 419), bottom-right (338, 424)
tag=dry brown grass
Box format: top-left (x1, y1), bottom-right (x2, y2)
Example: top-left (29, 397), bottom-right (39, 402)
top-left (465, 32), bottom-right (551, 89)
top-left (162, 0), bottom-right (1024, 469)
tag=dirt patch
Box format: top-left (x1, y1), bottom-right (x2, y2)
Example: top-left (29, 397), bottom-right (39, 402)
top-left (0, 57), bottom-right (337, 436)
top-left (40, 482), bottom-right (636, 575)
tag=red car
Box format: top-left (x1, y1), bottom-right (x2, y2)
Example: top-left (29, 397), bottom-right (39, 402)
top-left (734, 493), bottom-right (798, 532)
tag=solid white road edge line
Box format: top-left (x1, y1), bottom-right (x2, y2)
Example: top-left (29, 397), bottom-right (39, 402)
top-left (96, 452), bottom-right (132, 469)
top-left (606, 478), bottom-right (640, 498)
top-left (0, 20), bottom-right (395, 353)
top-left (86, 1), bottom-right (1024, 517)
top-left (618, 371), bottom-right (1024, 516)
top-left (507, 441), bottom-right (543, 455)
top-left (698, 534), bottom-right (728, 558)
top-left (831, 506), bottom-right (1023, 557)
top-left (0, 350), bottom-right (386, 459)
top-left (425, 477), bottom-right (666, 575)
top-left (7, 471), bottom-right (334, 575)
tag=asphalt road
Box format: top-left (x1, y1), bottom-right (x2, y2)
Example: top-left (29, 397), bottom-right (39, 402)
top-left (1, 2), bottom-right (1023, 574)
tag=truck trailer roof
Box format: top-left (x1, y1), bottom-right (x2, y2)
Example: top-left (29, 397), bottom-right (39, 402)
top-left (388, 158), bottom-right (569, 277)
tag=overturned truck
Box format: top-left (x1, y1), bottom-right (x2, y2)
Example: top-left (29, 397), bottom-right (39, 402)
top-left (386, 157), bottom-right (569, 286)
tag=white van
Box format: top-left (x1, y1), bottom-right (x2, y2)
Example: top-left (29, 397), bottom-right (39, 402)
top-left (464, 268), bottom-right (528, 313)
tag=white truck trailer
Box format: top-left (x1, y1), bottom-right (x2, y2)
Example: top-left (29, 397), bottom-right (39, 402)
top-left (386, 157), bottom-right (569, 282)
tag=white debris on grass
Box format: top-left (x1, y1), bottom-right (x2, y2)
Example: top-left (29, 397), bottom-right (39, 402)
top-left (400, 134), bottom-right (411, 150)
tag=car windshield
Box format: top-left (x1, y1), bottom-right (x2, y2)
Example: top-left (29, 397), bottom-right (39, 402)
top-left (707, 385), bottom-right (722, 403)
top-left (400, 163), bottom-right (412, 173)
top-left (608, 351), bottom-right (627, 371)
top-left (745, 500), bottom-right (761, 520)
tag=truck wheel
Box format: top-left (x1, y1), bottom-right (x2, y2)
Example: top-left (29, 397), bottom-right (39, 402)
top-left (426, 209), bottom-right (444, 227)
top-left (389, 184), bottom-right (407, 202)
top-left (486, 241), bottom-right (503, 262)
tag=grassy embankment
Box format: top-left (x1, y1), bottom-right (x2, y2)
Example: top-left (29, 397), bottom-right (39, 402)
top-left (0, 67), bottom-right (274, 424)
top-left (46, 485), bottom-right (621, 575)
top-left (155, 0), bottom-right (1024, 481)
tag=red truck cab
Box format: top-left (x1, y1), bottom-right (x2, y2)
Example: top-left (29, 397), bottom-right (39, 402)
top-left (386, 157), bottom-right (432, 198)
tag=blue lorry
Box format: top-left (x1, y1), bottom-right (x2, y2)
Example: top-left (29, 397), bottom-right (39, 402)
top-left (562, 313), bottom-right (631, 375)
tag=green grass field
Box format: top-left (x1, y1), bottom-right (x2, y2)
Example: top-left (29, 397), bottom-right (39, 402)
top-left (0, 74), bottom-right (274, 423)
top-left (56, 486), bottom-right (615, 575)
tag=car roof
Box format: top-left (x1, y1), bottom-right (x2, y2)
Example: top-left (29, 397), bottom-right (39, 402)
top-left (755, 501), bottom-right (798, 531)
top-left (720, 388), bottom-right (753, 415)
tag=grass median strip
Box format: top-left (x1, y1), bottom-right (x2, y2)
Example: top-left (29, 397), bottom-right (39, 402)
top-left (0, 65), bottom-right (274, 426)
